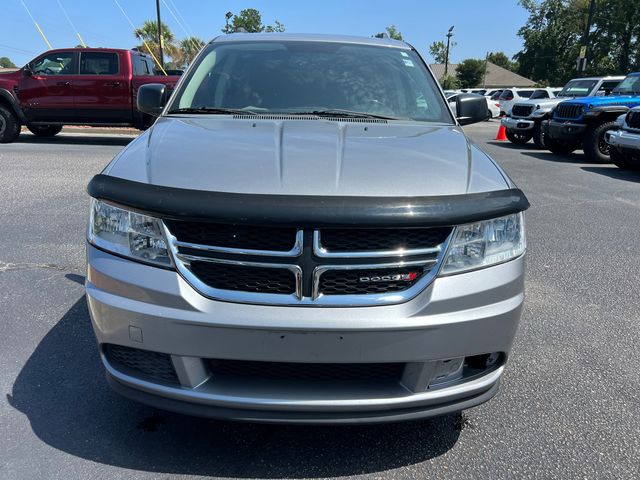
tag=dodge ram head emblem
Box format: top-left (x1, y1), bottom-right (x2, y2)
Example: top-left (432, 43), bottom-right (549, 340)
top-left (359, 272), bottom-right (419, 283)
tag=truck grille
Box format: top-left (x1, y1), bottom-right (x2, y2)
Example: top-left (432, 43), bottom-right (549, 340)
top-left (511, 105), bottom-right (533, 118)
top-left (208, 359), bottom-right (404, 382)
top-left (555, 103), bottom-right (583, 120)
top-left (626, 110), bottom-right (640, 129)
top-left (104, 344), bottom-right (178, 384)
top-left (164, 222), bottom-right (452, 306)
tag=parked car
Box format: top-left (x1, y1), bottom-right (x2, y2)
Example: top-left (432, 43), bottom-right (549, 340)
top-left (544, 72), bottom-right (640, 161)
top-left (498, 88), bottom-right (536, 116)
top-left (86, 33), bottom-right (529, 424)
top-left (484, 89), bottom-right (503, 99)
top-left (606, 107), bottom-right (640, 170)
top-left (0, 48), bottom-right (180, 143)
top-left (502, 76), bottom-right (623, 147)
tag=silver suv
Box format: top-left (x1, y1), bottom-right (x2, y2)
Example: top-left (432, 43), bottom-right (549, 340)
top-left (86, 33), bottom-right (529, 423)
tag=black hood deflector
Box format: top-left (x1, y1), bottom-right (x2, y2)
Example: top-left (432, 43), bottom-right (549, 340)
top-left (88, 174), bottom-right (530, 227)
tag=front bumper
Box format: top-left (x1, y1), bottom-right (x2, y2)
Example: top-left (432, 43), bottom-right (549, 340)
top-left (502, 116), bottom-right (536, 131)
top-left (606, 128), bottom-right (640, 150)
top-left (546, 119), bottom-right (586, 140)
top-left (87, 245), bottom-right (524, 423)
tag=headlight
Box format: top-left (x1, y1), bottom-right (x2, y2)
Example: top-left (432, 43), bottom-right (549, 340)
top-left (441, 213), bottom-right (525, 275)
top-left (88, 198), bottom-right (171, 267)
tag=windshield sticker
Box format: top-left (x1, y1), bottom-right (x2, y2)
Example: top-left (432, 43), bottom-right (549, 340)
top-left (400, 51), bottom-right (409, 57)
top-left (403, 59), bottom-right (414, 67)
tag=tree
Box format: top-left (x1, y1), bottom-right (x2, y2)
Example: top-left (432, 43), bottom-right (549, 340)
top-left (456, 59), bottom-right (485, 88)
top-left (487, 51), bottom-right (517, 71)
top-left (134, 20), bottom-right (179, 67)
top-left (179, 36), bottom-right (205, 66)
top-left (374, 25), bottom-right (403, 41)
top-left (440, 74), bottom-right (460, 90)
top-left (514, 0), bottom-right (640, 85)
top-left (429, 40), bottom-right (455, 64)
top-left (0, 57), bottom-right (16, 68)
top-left (222, 9), bottom-right (285, 34)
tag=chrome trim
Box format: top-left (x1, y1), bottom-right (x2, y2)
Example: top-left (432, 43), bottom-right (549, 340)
top-left (312, 259), bottom-right (438, 301)
top-left (174, 230), bottom-right (303, 257)
top-left (177, 254), bottom-right (303, 301)
top-left (163, 222), bottom-right (452, 307)
top-left (313, 230), bottom-right (442, 258)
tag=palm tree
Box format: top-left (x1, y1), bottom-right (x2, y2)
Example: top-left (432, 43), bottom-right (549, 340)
top-left (133, 20), bottom-right (179, 67)
top-left (179, 37), bottom-right (205, 66)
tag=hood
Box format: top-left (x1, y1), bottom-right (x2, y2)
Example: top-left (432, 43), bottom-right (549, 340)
top-left (106, 116), bottom-right (509, 197)
top-left (561, 94), bottom-right (640, 108)
top-left (513, 97), bottom-right (565, 110)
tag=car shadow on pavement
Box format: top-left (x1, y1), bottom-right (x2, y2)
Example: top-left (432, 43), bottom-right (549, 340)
top-left (485, 141), bottom-right (541, 151)
top-left (15, 134), bottom-right (134, 147)
top-left (7, 296), bottom-right (461, 478)
top-left (519, 150), bottom-right (587, 164)
top-left (581, 166), bottom-right (640, 183)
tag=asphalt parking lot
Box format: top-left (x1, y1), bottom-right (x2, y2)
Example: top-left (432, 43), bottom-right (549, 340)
top-left (1, 122), bottom-right (639, 479)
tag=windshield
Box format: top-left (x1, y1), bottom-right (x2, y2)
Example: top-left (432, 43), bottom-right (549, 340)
top-left (612, 75), bottom-right (640, 95)
top-left (557, 79), bottom-right (598, 97)
top-left (168, 40), bottom-right (452, 123)
top-left (530, 90), bottom-right (548, 100)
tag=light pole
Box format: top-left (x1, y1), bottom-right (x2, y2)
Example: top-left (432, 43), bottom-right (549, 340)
top-left (155, 0), bottom-right (164, 69)
top-left (225, 11), bottom-right (233, 32)
top-left (444, 25), bottom-right (454, 76)
top-left (577, 0), bottom-right (596, 73)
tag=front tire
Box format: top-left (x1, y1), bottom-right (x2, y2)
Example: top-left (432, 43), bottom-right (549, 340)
top-left (505, 129), bottom-right (532, 144)
top-left (27, 125), bottom-right (63, 137)
top-left (532, 123), bottom-right (546, 149)
top-left (583, 121), bottom-right (617, 163)
top-left (545, 136), bottom-right (579, 155)
top-left (610, 147), bottom-right (640, 170)
top-left (0, 105), bottom-right (21, 143)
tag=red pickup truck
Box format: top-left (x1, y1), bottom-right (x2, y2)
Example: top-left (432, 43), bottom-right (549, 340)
top-left (0, 48), bottom-right (180, 143)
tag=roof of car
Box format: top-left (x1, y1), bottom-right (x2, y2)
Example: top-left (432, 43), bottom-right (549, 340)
top-left (212, 32), bottom-right (410, 49)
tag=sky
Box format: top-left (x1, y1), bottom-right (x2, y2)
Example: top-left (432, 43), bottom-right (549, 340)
top-left (0, 0), bottom-right (530, 67)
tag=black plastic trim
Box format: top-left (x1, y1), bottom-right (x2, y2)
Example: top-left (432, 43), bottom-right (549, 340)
top-left (88, 174), bottom-right (530, 228)
top-left (0, 88), bottom-right (27, 123)
top-left (107, 372), bottom-right (500, 425)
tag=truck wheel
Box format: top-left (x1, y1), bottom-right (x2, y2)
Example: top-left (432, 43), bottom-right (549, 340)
top-left (27, 125), bottom-right (63, 138)
top-left (545, 136), bottom-right (578, 155)
top-left (583, 121), bottom-right (617, 163)
top-left (0, 105), bottom-right (21, 143)
top-left (610, 147), bottom-right (640, 170)
top-left (505, 129), bottom-right (532, 144)
top-left (532, 123), bottom-right (546, 149)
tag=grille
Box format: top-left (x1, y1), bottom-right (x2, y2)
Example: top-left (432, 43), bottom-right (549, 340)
top-left (104, 344), bottom-right (178, 384)
top-left (190, 261), bottom-right (296, 294)
top-left (511, 105), bottom-right (533, 118)
top-left (555, 103), bottom-right (583, 120)
top-left (208, 359), bottom-right (404, 382)
top-left (319, 266), bottom-right (426, 295)
top-left (165, 220), bottom-right (297, 252)
top-left (626, 110), bottom-right (640, 129)
top-left (319, 227), bottom-right (451, 252)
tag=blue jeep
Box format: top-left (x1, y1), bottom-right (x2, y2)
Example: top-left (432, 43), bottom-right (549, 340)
top-left (544, 72), bottom-right (640, 162)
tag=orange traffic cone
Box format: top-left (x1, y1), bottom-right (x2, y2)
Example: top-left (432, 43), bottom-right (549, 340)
top-left (495, 125), bottom-right (507, 141)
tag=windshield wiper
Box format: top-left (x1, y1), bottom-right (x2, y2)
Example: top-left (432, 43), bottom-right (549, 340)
top-left (289, 109), bottom-right (405, 120)
top-left (167, 107), bottom-right (258, 115)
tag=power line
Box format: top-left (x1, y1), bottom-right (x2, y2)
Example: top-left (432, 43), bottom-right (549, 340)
top-left (18, 0), bottom-right (53, 49)
top-left (112, 0), bottom-right (168, 75)
top-left (167, 0), bottom-right (197, 37)
top-left (55, 0), bottom-right (87, 47)
top-left (161, 0), bottom-right (201, 54)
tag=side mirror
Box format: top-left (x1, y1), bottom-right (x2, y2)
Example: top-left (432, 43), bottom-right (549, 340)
top-left (595, 90), bottom-right (606, 97)
top-left (455, 94), bottom-right (489, 125)
top-left (23, 65), bottom-right (33, 77)
top-left (137, 83), bottom-right (167, 117)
